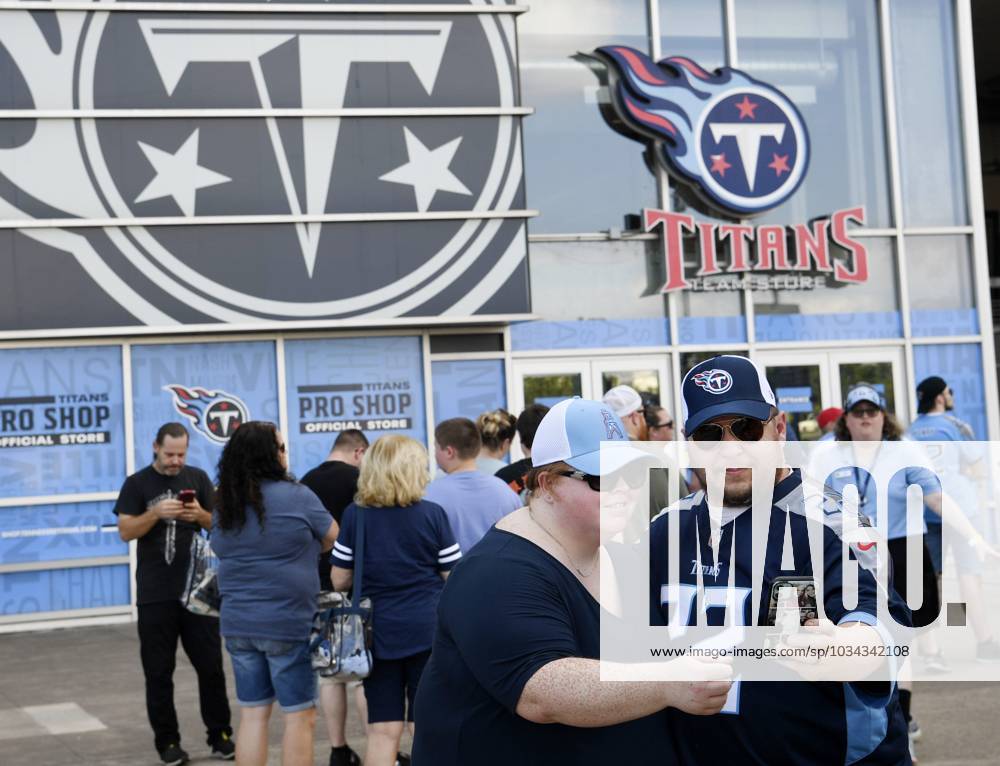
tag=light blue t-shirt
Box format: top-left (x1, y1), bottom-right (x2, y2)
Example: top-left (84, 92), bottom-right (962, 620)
top-left (212, 480), bottom-right (333, 641)
top-left (424, 470), bottom-right (521, 555)
top-left (907, 413), bottom-right (979, 523)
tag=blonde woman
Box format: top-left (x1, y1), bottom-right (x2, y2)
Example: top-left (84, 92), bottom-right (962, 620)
top-left (331, 435), bottom-right (459, 766)
top-left (475, 409), bottom-right (517, 475)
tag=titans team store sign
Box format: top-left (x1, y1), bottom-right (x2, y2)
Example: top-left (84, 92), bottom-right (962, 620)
top-left (593, 47), bottom-right (867, 292)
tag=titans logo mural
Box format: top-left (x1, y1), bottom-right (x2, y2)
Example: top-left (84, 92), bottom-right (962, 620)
top-left (592, 46), bottom-right (809, 216)
top-left (0, 3), bottom-right (529, 334)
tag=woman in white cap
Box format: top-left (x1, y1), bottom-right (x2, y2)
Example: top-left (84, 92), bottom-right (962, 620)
top-left (411, 398), bottom-right (731, 765)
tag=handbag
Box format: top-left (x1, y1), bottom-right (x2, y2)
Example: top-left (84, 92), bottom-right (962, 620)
top-left (310, 506), bottom-right (374, 680)
top-left (180, 533), bottom-right (221, 617)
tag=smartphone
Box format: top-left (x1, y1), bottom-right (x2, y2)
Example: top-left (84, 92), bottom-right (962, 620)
top-left (765, 576), bottom-right (818, 627)
top-left (177, 489), bottom-right (197, 505)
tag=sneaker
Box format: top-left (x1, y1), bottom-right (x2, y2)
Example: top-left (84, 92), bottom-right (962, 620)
top-left (908, 717), bottom-right (922, 742)
top-left (210, 732), bottom-right (236, 760)
top-left (330, 745), bottom-right (362, 766)
top-left (395, 754), bottom-right (412, 766)
top-left (160, 743), bottom-right (190, 766)
top-left (977, 639), bottom-right (1000, 662)
top-left (923, 652), bottom-right (950, 674)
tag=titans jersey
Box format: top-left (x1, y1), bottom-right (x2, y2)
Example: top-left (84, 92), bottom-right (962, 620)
top-left (649, 470), bottom-right (911, 765)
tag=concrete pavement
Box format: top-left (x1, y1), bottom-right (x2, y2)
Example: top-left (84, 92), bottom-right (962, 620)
top-left (0, 621), bottom-right (996, 765)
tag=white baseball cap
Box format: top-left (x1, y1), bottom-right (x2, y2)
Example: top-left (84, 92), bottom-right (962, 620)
top-left (602, 385), bottom-right (643, 418)
top-left (531, 398), bottom-right (655, 476)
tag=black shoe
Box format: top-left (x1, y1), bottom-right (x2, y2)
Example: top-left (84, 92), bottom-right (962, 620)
top-left (330, 744), bottom-right (362, 766)
top-left (160, 743), bottom-right (190, 766)
top-left (210, 732), bottom-right (236, 760)
top-left (395, 753), bottom-right (412, 766)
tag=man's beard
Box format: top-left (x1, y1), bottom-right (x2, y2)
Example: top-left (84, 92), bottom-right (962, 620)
top-left (693, 467), bottom-right (786, 507)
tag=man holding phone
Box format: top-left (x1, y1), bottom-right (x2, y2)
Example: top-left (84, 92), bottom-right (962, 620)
top-left (114, 422), bottom-right (234, 766)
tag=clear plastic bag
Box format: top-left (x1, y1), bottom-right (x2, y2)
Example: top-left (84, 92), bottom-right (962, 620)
top-left (310, 590), bottom-right (373, 681)
top-left (180, 534), bottom-right (221, 617)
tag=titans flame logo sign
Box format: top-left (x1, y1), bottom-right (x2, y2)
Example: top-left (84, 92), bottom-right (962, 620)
top-left (592, 46), bottom-right (809, 216)
top-left (164, 385), bottom-right (249, 444)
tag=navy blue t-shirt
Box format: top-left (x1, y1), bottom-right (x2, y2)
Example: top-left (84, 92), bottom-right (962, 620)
top-left (649, 471), bottom-right (911, 765)
top-left (212, 480), bottom-right (333, 641)
top-left (411, 527), bottom-right (677, 766)
top-left (332, 499), bottom-right (459, 659)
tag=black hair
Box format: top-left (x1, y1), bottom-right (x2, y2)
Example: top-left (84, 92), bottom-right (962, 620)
top-left (516, 404), bottom-right (550, 449)
top-left (215, 421), bottom-right (290, 531)
top-left (155, 422), bottom-right (188, 445)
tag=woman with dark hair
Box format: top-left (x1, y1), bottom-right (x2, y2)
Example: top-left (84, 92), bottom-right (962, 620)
top-left (212, 421), bottom-right (338, 766)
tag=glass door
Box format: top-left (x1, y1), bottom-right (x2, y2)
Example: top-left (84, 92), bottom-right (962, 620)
top-left (828, 348), bottom-right (907, 419)
top-left (754, 352), bottom-right (831, 441)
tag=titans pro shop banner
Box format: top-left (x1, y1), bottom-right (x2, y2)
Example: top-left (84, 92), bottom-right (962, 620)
top-left (0, 346), bottom-right (125, 497)
top-left (0, 5), bottom-right (529, 334)
top-left (285, 336), bottom-right (426, 478)
top-left (130, 341), bottom-right (278, 473)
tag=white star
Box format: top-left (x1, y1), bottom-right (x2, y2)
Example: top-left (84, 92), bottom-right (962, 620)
top-left (134, 129), bottom-right (231, 216)
top-left (379, 127), bottom-right (472, 212)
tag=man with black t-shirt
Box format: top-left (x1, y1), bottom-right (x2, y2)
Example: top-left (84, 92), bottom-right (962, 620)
top-left (300, 428), bottom-right (369, 766)
top-left (114, 423), bottom-right (233, 766)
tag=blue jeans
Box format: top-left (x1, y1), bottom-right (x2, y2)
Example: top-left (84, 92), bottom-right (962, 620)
top-left (225, 637), bottom-right (316, 712)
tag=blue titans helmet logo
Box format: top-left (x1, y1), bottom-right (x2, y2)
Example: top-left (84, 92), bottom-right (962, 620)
top-left (593, 46), bottom-right (809, 216)
top-left (164, 385), bottom-right (249, 444)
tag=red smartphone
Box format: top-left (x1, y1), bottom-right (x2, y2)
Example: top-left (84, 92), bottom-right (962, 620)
top-left (177, 489), bottom-right (196, 505)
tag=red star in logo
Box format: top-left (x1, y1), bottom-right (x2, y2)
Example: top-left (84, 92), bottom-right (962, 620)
top-left (768, 153), bottom-right (790, 176)
top-left (735, 95), bottom-right (758, 119)
top-left (710, 153), bottom-right (732, 177)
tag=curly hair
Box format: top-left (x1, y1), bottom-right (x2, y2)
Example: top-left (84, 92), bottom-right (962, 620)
top-left (477, 409), bottom-right (517, 451)
top-left (215, 421), bottom-right (290, 530)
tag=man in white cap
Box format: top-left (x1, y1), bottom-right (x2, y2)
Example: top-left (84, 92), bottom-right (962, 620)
top-left (602, 385), bottom-right (647, 441)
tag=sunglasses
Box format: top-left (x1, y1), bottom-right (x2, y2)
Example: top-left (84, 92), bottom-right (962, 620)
top-left (555, 466), bottom-right (649, 491)
top-left (848, 405), bottom-right (881, 418)
top-left (690, 415), bottom-right (774, 442)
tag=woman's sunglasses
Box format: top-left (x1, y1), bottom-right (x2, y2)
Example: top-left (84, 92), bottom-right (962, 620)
top-left (555, 466), bottom-right (648, 491)
top-left (690, 415), bottom-right (774, 442)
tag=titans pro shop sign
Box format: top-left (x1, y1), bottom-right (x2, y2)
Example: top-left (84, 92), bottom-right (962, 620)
top-left (0, 7), bottom-right (528, 333)
top-left (0, 346), bottom-right (125, 497)
top-left (593, 47), bottom-right (868, 292)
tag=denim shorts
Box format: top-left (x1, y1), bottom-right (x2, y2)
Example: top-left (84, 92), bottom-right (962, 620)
top-left (225, 636), bottom-right (317, 712)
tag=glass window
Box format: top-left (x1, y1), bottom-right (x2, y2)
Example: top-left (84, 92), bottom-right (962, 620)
top-left (529, 239), bottom-right (670, 321)
top-left (519, 0), bottom-right (657, 233)
top-left (601, 369), bottom-right (661, 404)
top-left (891, 0), bottom-right (967, 226)
top-left (734, 0), bottom-right (892, 226)
top-left (753, 237), bottom-right (901, 341)
top-left (523, 373), bottom-right (582, 408)
top-left (676, 235), bottom-right (749, 344)
top-left (838, 361), bottom-right (896, 413)
top-left (913, 343), bottom-right (987, 438)
top-left (906, 236), bottom-right (978, 337)
top-left (659, 0), bottom-right (726, 70)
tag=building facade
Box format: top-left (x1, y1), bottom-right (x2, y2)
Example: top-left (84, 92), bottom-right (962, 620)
top-left (0, 0), bottom-right (995, 628)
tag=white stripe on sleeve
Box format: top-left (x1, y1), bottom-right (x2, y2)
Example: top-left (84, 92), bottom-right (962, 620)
top-left (438, 543), bottom-right (460, 557)
top-left (438, 550), bottom-right (462, 565)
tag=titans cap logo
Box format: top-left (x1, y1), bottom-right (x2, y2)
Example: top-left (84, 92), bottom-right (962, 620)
top-left (593, 46), bottom-right (809, 216)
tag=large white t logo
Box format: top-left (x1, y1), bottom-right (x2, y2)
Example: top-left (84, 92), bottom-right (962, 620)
top-left (709, 123), bottom-right (785, 192)
top-left (138, 19), bottom-right (453, 276)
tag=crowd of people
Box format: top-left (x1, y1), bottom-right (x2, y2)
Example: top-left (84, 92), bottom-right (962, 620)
top-left (113, 357), bottom-right (998, 766)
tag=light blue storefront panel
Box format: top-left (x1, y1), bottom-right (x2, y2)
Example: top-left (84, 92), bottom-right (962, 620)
top-left (912, 344), bottom-right (987, 440)
top-left (0, 501), bottom-right (124, 566)
top-left (0, 564), bottom-right (130, 616)
top-left (284, 337), bottom-right (427, 479)
top-left (432, 360), bottom-right (506, 423)
top-left (910, 309), bottom-right (979, 338)
top-left (755, 312), bottom-right (903, 342)
top-left (0, 346), bottom-right (126, 498)
top-left (677, 316), bottom-right (747, 345)
top-left (510, 319), bottom-right (669, 351)
top-left (130, 342), bottom-right (278, 478)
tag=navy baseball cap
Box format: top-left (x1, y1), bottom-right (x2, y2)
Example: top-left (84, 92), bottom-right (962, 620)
top-left (681, 355), bottom-right (776, 434)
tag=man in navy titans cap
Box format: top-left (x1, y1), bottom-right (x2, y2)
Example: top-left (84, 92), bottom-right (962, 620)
top-left (650, 355), bottom-right (911, 765)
